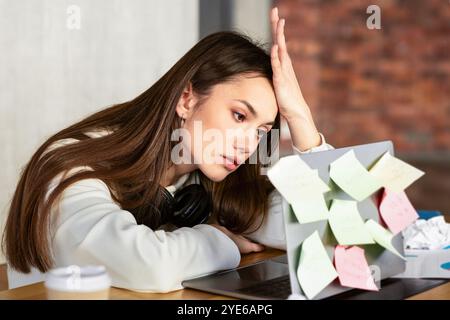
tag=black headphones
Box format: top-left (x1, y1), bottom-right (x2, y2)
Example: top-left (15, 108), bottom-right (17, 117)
top-left (157, 183), bottom-right (212, 228)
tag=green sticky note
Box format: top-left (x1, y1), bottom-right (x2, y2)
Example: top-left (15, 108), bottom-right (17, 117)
top-left (329, 150), bottom-right (382, 201)
top-left (297, 231), bottom-right (338, 299)
top-left (267, 155), bottom-right (330, 205)
top-left (328, 199), bottom-right (375, 245)
top-left (365, 219), bottom-right (406, 260)
top-left (291, 192), bottom-right (329, 224)
top-left (369, 151), bottom-right (425, 192)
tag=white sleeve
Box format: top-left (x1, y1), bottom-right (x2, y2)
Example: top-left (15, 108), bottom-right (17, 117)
top-left (245, 134), bottom-right (334, 250)
top-left (50, 178), bottom-right (241, 293)
top-left (292, 132), bottom-right (334, 154)
top-left (245, 189), bottom-right (287, 250)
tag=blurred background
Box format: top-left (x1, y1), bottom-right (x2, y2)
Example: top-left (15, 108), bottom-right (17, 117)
top-left (0, 0), bottom-right (449, 268)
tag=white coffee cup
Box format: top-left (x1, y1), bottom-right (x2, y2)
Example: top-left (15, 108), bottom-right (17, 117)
top-left (44, 265), bottom-right (111, 300)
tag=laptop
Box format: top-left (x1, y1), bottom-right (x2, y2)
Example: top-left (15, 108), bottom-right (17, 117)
top-left (182, 141), bottom-right (407, 299)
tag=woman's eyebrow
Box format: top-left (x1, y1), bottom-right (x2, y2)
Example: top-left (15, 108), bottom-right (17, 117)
top-left (233, 99), bottom-right (275, 125)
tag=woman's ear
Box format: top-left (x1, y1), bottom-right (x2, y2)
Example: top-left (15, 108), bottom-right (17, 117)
top-left (176, 82), bottom-right (197, 119)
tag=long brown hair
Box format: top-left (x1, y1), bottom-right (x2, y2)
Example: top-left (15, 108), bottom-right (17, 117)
top-left (2, 31), bottom-right (280, 273)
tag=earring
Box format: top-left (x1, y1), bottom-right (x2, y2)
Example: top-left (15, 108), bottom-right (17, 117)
top-left (180, 114), bottom-right (186, 126)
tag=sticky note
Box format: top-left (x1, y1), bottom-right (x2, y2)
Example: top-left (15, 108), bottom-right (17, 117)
top-left (328, 199), bottom-right (375, 245)
top-left (268, 155), bottom-right (330, 223)
top-left (334, 245), bottom-right (379, 291)
top-left (291, 192), bottom-right (329, 224)
top-left (369, 151), bottom-right (425, 192)
top-left (365, 219), bottom-right (405, 260)
top-left (379, 189), bottom-right (419, 235)
top-left (268, 156), bottom-right (330, 204)
top-left (297, 231), bottom-right (338, 299)
top-left (329, 150), bottom-right (382, 201)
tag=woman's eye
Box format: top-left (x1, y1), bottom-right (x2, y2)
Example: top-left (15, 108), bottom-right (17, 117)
top-left (233, 111), bottom-right (246, 122)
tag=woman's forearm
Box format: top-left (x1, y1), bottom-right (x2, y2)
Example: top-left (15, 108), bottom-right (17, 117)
top-left (285, 104), bottom-right (322, 152)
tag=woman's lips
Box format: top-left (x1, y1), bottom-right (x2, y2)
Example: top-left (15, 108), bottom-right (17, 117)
top-left (221, 155), bottom-right (238, 171)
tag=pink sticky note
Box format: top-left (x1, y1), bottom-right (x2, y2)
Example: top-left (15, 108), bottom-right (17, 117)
top-left (334, 246), bottom-right (378, 291)
top-left (379, 188), bottom-right (419, 235)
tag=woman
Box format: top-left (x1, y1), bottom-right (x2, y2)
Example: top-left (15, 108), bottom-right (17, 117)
top-left (2, 8), bottom-right (332, 292)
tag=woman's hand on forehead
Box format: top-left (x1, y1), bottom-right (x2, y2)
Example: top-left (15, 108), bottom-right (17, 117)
top-left (270, 7), bottom-right (310, 121)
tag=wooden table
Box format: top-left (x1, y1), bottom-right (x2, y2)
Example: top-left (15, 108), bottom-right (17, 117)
top-left (0, 248), bottom-right (449, 300)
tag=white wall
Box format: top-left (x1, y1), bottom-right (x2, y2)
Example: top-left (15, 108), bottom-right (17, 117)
top-left (232, 0), bottom-right (272, 45)
top-left (0, 0), bottom-right (199, 263)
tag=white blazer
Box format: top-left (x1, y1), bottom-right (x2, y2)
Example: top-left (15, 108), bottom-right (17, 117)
top-left (7, 132), bottom-right (333, 292)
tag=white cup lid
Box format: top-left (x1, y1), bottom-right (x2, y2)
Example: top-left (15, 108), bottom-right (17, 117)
top-left (45, 265), bottom-right (111, 292)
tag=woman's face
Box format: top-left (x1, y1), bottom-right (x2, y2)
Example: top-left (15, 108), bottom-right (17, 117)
top-left (181, 75), bottom-right (278, 182)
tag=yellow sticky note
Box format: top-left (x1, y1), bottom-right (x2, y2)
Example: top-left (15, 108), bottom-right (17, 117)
top-left (329, 150), bottom-right (382, 201)
top-left (328, 199), bottom-right (375, 245)
top-left (268, 156), bottom-right (330, 205)
top-left (365, 219), bottom-right (406, 260)
top-left (291, 192), bottom-right (329, 224)
top-left (297, 231), bottom-right (338, 299)
top-left (369, 151), bottom-right (425, 192)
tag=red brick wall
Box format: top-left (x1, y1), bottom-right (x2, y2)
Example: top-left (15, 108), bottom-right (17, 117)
top-left (275, 0), bottom-right (450, 213)
top-left (276, 0), bottom-right (450, 158)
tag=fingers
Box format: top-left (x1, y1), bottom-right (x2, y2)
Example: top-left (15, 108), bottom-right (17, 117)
top-left (270, 7), bottom-right (279, 44)
top-left (271, 44), bottom-right (281, 71)
top-left (277, 19), bottom-right (288, 63)
top-left (253, 243), bottom-right (266, 252)
top-left (253, 242), bottom-right (266, 252)
top-left (270, 7), bottom-right (289, 65)
top-left (238, 236), bottom-right (266, 254)
top-left (242, 242), bottom-right (265, 254)
top-left (213, 224), bottom-right (266, 254)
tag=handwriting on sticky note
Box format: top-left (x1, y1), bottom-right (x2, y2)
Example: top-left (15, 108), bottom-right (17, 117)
top-left (328, 199), bottom-right (375, 245)
top-left (369, 151), bottom-right (424, 192)
top-left (297, 231), bottom-right (338, 299)
top-left (329, 150), bottom-right (382, 201)
top-left (334, 246), bottom-right (378, 291)
top-left (365, 219), bottom-right (405, 260)
top-left (267, 155), bottom-right (330, 205)
top-left (379, 189), bottom-right (419, 235)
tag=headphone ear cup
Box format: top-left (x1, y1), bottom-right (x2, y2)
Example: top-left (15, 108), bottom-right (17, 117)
top-left (157, 187), bottom-right (176, 226)
top-left (172, 184), bottom-right (212, 228)
top-left (134, 186), bottom-right (175, 229)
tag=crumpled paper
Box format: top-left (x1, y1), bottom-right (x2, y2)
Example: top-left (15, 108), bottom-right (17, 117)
top-left (402, 216), bottom-right (450, 250)
top-left (393, 215), bottom-right (450, 279)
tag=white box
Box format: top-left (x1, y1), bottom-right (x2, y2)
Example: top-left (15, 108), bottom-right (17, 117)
top-left (393, 246), bottom-right (450, 278)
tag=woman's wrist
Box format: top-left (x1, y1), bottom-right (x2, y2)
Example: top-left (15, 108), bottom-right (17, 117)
top-left (284, 106), bottom-right (322, 151)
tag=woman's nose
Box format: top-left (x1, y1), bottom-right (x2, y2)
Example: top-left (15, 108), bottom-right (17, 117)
top-left (234, 133), bottom-right (258, 154)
